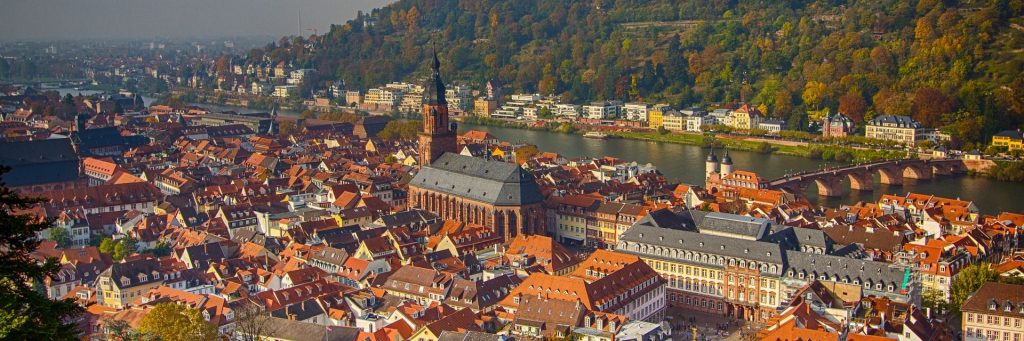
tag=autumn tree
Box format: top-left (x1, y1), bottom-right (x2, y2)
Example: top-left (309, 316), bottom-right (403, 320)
top-left (0, 166), bottom-right (83, 339)
top-left (278, 121), bottom-right (298, 136)
top-left (912, 87), bottom-right (956, 127)
top-left (514, 145), bottom-right (540, 163)
top-left (377, 120), bottom-right (421, 140)
top-left (405, 6), bottom-right (420, 31)
top-left (138, 303), bottom-right (219, 341)
top-left (838, 91), bottom-right (868, 123)
top-left (802, 81), bottom-right (827, 110)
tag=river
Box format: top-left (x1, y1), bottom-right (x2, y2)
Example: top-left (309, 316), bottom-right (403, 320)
top-left (458, 123), bottom-right (1024, 215)
top-left (51, 87), bottom-right (299, 116)
top-left (48, 88), bottom-right (1022, 214)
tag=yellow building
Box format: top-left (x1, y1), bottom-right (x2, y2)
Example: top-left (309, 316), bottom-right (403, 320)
top-left (961, 282), bottom-right (1024, 341)
top-left (662, 111), bottom-right (685, 132)
top-left (728, 105), bottom-right (761, 130)
top-left (865, 115), bottom-right (921, 145)
top-left (474, 98), bottom-right (497, 117)
top-left (548, 194), bottom-right (599, 245)
top-left (96, 258), bottom-right (165, 308)
top-left (332, 207), bottom-right (375, 228)
top-left (647, 108), bottom-right (664, 128)
top-left (992, 130), bottom-right (1024, 151)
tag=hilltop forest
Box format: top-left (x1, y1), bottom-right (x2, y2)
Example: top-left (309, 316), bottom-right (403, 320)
top-left (247, 0), bottom-right (1024, 148)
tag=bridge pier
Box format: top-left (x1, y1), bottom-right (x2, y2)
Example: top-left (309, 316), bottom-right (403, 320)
top-left (847, 171), bottom-right (874, 191)
top-left (814, 176), bottom-right (842, 197)
top-left (903, 165), bottom-right (933, 180)
top-left (878, 167), bottom-right (903, 185)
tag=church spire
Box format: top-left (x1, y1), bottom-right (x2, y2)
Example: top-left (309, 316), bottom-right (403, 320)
top-left (425, 46), bottom-right (447, 105)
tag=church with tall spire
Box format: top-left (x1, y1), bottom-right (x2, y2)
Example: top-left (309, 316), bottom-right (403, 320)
top-left (409, 49), bottom-right (545, 241)
top-left (418, 50), bottom-right (458, 165)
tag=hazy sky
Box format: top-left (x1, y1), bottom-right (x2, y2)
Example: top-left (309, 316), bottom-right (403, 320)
top-left (0, 0), bottom-right (391, 41)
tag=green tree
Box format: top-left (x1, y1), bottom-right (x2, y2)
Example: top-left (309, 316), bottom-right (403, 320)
top-left (112, 238), bottom-right (136, 261)
top-left (0, 166), bottom-right (83, 339)
top-left (147, 241), bottom-right (172, 257)
top-left (98, 237), bottom-right (115, 255)
top-left (137, 303), bottom-right (219, 341)
top-left (47, 226), bottom-right (72, 249)
top-left (949, 263), bottom-right (999, 314)
top-left (920, 288), bottom-right (950, 313)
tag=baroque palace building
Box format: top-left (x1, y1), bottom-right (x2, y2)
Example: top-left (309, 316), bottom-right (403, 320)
top-left (617, 209), bottom-right (914, 324)
top-left (409, 51), bottom-right (545, 241)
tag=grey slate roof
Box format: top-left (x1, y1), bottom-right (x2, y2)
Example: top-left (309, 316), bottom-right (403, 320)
top-left (697, 212), bottom-right (771, 240)
top-left (619, 223), bottom-right (786, 269)
top-left (782, 250), bottom-right (907, 290)
top-left (254, 317), bottom-right (361, 341)
top-left (869, 115), bottom-right (921, 128)
top-left (766, 226), bottom-right (834, 253)
top-left (634, 208), bottom-right (697, 231)
top-left (411, 153), bottom-right (543, 206)
top-left (994, 130), bottom-right (1023, 139)
top-left (0, 138), bottom-right (80, 187)
top-left (438, 331), bottom-right (505, 341)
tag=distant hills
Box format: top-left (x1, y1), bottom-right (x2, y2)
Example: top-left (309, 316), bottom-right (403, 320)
top-left (250, 0), bottom-right (1024, 147)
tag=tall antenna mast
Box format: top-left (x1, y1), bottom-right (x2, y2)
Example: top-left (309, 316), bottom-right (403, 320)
top-left (297, 9), bottom-right (302, 37)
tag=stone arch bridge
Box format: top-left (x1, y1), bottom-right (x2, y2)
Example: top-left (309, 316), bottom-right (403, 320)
top-left (769, 159), bottom-right (969, 197)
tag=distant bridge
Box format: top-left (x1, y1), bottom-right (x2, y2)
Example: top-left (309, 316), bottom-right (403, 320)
top-left (769, 158), bottom-right (969, 197)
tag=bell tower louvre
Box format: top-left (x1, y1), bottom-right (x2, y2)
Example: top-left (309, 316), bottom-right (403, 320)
top-left (418, 49), bottom-right (458, 166)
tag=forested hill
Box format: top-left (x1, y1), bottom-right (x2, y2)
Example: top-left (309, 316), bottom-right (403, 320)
top-left (250, 0), bottom-right (1024, 147)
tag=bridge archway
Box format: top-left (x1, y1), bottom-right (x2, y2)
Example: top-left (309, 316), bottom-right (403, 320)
top-left (847, 171), bottom-right (874, 191)
top-left (877, 167), bottom-right (903, 185)
top-left (902, 165), bottom-right (932, 180)
top-left (813, 176), bottom-right (842, 197)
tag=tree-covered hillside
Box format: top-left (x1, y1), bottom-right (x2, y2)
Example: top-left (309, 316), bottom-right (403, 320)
top-left (252, 0), bottom-right (1024, 148)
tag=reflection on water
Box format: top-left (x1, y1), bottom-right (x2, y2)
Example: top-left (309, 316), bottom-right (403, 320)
top-left (461, 123), bottom-right (1024, 214)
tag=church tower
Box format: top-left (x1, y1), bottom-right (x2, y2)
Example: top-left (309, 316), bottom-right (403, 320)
top-left (419, 50), bottom-right (458, 165)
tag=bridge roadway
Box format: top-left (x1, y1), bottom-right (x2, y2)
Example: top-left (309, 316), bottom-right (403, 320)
top-left (768, 158), bottom-right (967, 197)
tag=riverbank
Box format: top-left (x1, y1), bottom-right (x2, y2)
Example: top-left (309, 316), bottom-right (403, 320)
top-left (458, 116), bottom-right (906, 163)
top-left (459, 116), bottom-right (577, 134)
top-left (609, 131), bottom-right (906, 163)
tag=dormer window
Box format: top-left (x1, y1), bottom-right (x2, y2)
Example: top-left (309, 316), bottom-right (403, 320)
top-left (989, 300), bottom-right (997, 311)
